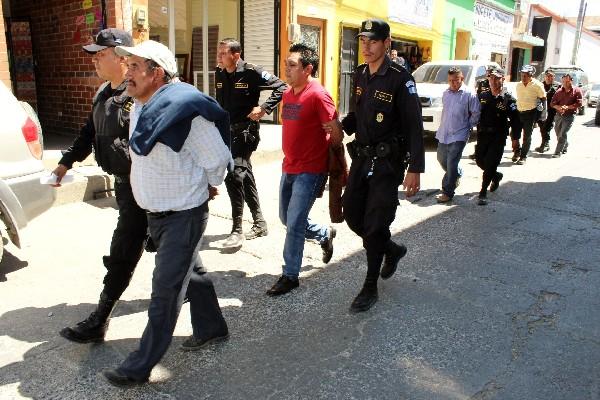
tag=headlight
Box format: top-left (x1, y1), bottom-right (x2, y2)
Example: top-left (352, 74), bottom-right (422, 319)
top-left (431, 97), bottom-right (443, 107)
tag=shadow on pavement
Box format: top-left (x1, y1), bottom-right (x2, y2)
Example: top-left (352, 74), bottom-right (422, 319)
top-left (1, 176), bottom-right (600, 399)
top-left (0, 250), bottom-right (28, 282)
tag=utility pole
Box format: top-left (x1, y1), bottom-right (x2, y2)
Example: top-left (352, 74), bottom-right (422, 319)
top-left (571, 0), bottom-right (587, 65)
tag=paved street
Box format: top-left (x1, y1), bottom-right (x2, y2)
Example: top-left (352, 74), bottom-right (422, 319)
top-left (1, 115), bottom-right (600, 399)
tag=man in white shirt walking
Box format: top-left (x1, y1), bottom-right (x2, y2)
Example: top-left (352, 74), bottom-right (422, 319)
top-left (101, 40), bottom-right (232, 387)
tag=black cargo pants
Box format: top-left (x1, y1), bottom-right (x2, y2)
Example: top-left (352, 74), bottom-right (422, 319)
top-left (224, 122), bottom-right (265, 232)
top-left (343, 156), bottom-right (405, 260)
top-left (102, 178), bottom-right (147, 300)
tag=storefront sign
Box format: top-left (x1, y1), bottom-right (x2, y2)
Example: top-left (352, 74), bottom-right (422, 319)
top-left (388, 0), bottom-right (434, 30)
top-left (472, 1), bottom-right (513, 56)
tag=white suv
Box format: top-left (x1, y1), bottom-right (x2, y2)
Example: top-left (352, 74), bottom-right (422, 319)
top-left (413, 60), bottom-right (500, 135)
top-left (0, 81), bottom-right (55, 262)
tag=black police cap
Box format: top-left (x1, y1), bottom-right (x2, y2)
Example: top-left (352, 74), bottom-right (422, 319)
top-left (83, 28), bottom-right (133, 54)
top-left (357, 19), bottom-right (390, 41)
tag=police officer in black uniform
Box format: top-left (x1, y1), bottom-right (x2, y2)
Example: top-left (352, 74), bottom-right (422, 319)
top-left (474, 67), bottom-right (521, 205)
top-left (341, 19), bottom-right (425, 312)
top-left (468, 67), bottom-right (493, 160)
top-left (52, 29), bottom-right (148, 343)
top-left (534, 69), bottom-right (559, 153)
top-left (215, 38), bottom-right (287, 248)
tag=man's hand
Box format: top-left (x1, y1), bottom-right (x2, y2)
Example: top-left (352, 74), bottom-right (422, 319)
top-left (247, 106), bottom-right (266, 121)
top-left (322, 119), bottom-right (343, 146)
top-left (51, 164), bottom-right (68, 187)
top-left (208, 185), bottom-right (219, 200)
top-left (402, 172), bottom-right (421, 197)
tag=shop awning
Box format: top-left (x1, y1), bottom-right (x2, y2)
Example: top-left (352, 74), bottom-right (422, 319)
top-left (511, 32), bottom-right (545, 48)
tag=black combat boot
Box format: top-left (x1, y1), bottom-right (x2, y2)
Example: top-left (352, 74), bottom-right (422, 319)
top-left (350, 277), bottom-right (379, 313)
top-left (380, 241), bottom-right (407, 280)
top-left (59, 292), bottom-right (117, 343)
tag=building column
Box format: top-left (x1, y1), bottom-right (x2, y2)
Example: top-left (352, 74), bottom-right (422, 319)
top-left (0, 1), bottom-right (12, 89)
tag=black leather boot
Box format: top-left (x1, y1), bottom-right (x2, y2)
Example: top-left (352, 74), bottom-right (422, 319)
top-left (60, 292), bottom-right (117, 343)
top-left (380, 241), bottom-right (407, 280)
top-left (350, 277), bottom-right (378, 313)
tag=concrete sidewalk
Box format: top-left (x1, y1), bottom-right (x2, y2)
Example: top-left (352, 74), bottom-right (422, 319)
top-left (2, 115), bottom-right (600, 399)
top-left (42, 123), bottom-right (285, 206)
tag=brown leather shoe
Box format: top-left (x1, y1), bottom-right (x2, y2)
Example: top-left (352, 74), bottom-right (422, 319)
top-left (436, 193), bottom-right (452, 203)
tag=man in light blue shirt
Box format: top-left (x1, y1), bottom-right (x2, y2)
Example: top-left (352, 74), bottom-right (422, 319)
top-left (435, 66), bottom-right (480, 203)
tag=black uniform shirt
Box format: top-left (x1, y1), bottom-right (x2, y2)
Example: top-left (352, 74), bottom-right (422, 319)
top-left (478, 89), bottom-right (521, 137)
top-left (59, 80), bottom-right (133, 176)
top-left (342, 56), bottom-right (425, 173)
top-left (215, 59), bottom-right (287, 124)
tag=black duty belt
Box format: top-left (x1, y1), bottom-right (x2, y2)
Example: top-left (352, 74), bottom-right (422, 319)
top-left (146, 210), bottom-right (177, 218)
top-left (356, 141), bottom-right (395, 158)
top-left (230, 121), bottom-right (254, 131)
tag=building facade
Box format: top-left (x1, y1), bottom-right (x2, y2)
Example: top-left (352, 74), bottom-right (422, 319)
top-left (278, 0), bottom-right (446, 115)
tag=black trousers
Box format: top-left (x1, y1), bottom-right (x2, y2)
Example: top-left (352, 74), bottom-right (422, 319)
top-left (224, 157), bottom-right (265, 232)
top-left (102, 180), bottom-right (147, 300)
top-left (537, 109), bottom-right (556, 143)
top-left (343, 157), bottom-right (405, 259)
top-left (518, 109), bottom-right (539, 158)
top-left (475, 133), bottom-right (506, 192)
top-left (119, 203), bottom-right (228, 380)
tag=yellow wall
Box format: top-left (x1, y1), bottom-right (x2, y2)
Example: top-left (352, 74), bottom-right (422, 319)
top-left (287, 0), bottom-right (445, 104)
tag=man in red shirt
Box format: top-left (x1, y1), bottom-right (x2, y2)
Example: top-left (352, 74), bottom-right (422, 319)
top-left (550, 73), bottom-right (582, 158)
top-left (266, 43), bottom-right (343, 296)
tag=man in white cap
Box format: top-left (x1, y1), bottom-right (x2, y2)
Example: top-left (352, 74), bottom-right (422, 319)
top-left (101, 40), bottom-right (232, 387)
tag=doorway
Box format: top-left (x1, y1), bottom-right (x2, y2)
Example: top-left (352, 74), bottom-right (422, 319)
top-left (338, 26), bottom-right (358, 116)
top-left (455, 30), bottom-right (470, 60)
top-left (297, 16), bottom-right (326, 86)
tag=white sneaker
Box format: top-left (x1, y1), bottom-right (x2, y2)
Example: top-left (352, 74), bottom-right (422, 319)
top-left (222, 232), bottom-right (244, 248)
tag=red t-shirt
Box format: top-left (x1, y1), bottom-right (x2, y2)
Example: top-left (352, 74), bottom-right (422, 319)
top-left (281, 80), bottom-right (338, 174)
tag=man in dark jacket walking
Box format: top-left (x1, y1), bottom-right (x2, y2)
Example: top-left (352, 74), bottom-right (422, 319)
top-left (53, 29), bottom-right (148, 344)
top-left (215, 38), bottom-right (287, 248)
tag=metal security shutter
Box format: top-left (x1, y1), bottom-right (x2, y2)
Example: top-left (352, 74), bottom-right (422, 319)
top-left (243, 0), bottom-right (277, 122)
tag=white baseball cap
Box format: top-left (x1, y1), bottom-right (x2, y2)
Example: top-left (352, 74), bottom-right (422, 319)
top-left (116, 40), bottom-right (178, 77)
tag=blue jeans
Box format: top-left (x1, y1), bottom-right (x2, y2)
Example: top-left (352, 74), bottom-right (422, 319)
top-left (437, 140), bottom-right (466, 198)
top-left (279, 172), bottom-right (329, 278)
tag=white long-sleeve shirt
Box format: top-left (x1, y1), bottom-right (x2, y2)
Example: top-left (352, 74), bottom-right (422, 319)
top-left (129, 101), bottom-right (232, 212)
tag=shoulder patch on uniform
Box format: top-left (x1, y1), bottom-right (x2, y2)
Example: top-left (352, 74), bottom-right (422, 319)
top-left (405, 80), bottom-right (417, 95)
top-left (261, 70), bottom-right (272, 80)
